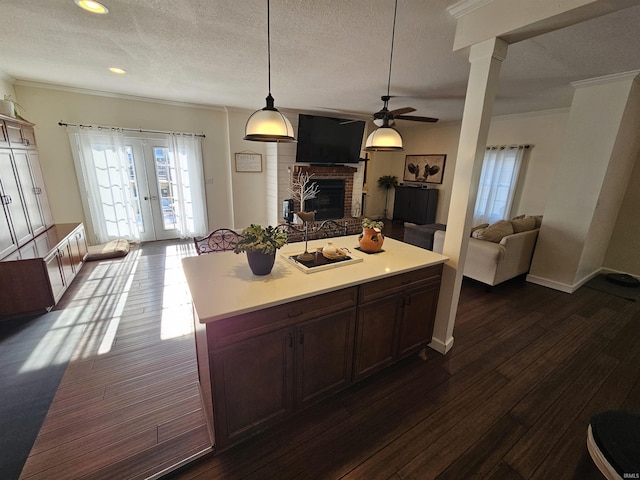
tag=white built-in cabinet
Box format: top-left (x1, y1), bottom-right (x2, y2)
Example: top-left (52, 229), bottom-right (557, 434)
top-left (0, 114), bottom-right (54, 259)
top-left (0, 114), bottom-right (87, 318)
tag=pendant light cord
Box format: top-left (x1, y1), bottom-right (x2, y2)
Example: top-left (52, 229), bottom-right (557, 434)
top-left (386, 0), bottom-right (398, 98)
top-left (267, 0), bottom-right (272, 96)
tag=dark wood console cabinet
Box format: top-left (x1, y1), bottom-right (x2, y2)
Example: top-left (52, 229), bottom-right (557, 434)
top-left (392, 186), bottom-right (438, 224)
top-left (0, 223), bottom-right (88, 317)
top-left (194, 264), bottom-right (442, 452)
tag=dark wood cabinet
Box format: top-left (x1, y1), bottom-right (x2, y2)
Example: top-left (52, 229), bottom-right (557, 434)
top-left (204, 288), bottom-right (358, 450)
top-left (295, 309), bottom-right (356, 408)
top-left (212, 327), bottom-right (294, 447)
top-left (392, 186), bottom-right (438, 224)
top-left (0, 223), bottom-right (88, 317)
top-left (354, 265), bottom-right (443, 380)
top-left (195, 265), bottom-right (442, 452)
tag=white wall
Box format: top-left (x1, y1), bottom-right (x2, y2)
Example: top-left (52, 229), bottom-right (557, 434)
top-left (13, 84), bottom-right (237, 235)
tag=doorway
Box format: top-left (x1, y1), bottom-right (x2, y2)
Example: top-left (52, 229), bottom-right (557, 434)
top-left (127, 139), bottom-right (181, 242)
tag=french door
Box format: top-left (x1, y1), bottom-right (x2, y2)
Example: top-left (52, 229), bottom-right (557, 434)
top-left (127, 138), bottom-right (180, 242)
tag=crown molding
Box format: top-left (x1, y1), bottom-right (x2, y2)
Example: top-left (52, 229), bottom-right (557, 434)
top-left (571, 70), bottom-right (640, 88)
top-left (14, 80), bottom-right (227, 112)
top-left (447, 0), bottom-right (493, 19)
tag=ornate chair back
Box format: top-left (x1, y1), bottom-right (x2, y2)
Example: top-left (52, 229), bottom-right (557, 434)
top-left (194, 228), bottom-right (241, 255)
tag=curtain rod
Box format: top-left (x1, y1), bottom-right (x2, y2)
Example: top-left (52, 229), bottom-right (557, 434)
top-left (58, 121), bottom-right (205, 138)
top-left (486, 144), bottom-right (531, 150)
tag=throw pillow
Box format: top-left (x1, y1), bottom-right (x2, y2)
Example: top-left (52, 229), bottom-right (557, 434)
top-left (471, 220), bottom-right (514, 243)
top-left (470, 223), bottom-right (489, 235)
top-left (511, 214), bottom-right (525, 220)
top-left (511, 216), bottom-right (536, 233)
top-left (526, 215), bottom-right (543, 228)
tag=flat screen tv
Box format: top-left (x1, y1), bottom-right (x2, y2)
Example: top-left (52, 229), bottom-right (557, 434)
top-left (295, 114), bottom-right (365, 165)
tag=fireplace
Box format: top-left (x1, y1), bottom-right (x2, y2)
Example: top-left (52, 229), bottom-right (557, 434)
top-left (304, 179), bottom-right (345, 220)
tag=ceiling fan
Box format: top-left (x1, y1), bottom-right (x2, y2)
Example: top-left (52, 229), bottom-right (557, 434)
top-left (372, 95), bottom-right (438, 126)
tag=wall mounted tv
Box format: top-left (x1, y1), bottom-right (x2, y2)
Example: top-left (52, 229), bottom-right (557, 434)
top-left (295, 114), bottom-right (366, 165)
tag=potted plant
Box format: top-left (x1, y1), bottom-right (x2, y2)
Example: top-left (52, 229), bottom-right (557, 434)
top-left (358, 218), bottom-right (385, 253)
top-left (377, 175), bottom-right (398, 219)
top-left (234, 224), bottom-right (288, 275)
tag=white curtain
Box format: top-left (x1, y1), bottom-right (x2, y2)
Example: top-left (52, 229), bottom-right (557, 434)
top-left (473, 145), bottom-right (527, 225)
top-left (67, 125), bottom-right (141, 244)
top-left (167, 133), bottom-right (207, 238)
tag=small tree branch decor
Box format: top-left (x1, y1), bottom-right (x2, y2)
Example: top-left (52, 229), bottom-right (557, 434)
top-left (377, 175), bottom-right (398, 219)
top-left (288, 172), bottom-right (319, 211)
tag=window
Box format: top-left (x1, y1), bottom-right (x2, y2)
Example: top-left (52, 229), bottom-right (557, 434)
top-left (473, 145), bottom-right (528, 225)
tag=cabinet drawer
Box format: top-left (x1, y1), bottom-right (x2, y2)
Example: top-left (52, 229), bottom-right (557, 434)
top-left (359, 264), bottom-right (442, 304)
top-left (208, 286), bottom-right (358, 349)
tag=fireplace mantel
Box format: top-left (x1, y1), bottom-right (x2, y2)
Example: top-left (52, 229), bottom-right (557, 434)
top-left (294, 165), bottom-right (357, 175)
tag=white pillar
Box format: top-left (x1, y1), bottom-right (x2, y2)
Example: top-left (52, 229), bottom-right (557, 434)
top-left (429, 37), bottom-right (508, 354)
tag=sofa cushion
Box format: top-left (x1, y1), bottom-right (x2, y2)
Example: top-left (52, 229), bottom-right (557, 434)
top-left (511, 216), bottom-right (536, 233)
top-left (471, 220), bottom-right (514, 243)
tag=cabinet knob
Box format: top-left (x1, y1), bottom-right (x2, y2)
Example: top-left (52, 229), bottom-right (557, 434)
top-left (287, 311), bottom-right (303, 318)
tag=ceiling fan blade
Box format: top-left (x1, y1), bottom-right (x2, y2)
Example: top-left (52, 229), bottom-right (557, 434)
top-left (388, 107), bottom-right (415, 116)
top-left (395, 115), bottom-right (439, 123)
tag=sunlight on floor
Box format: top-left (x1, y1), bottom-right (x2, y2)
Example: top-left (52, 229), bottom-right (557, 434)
top-left (19, 240), bottom-right (198, 371)
top-left (18, 306), bottom-right (89, 373)
top-left (160, 245), bottom-right (195, 340)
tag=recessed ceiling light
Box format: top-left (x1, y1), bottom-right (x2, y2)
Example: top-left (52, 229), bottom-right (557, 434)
top-left (109, 67), bottom-right (126, 74)
top-left (74, 0), bottom-right (109, 14)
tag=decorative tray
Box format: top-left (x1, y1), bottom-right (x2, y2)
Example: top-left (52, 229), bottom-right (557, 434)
top-left (281, 249), bottom-right (363, 274)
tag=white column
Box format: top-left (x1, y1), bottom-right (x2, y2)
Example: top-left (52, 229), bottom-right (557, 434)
top-left (429, 37), bottom-right (508, 354)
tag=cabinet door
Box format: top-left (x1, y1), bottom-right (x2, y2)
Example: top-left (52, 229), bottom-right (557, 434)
top-left (45, 250), bottom-right (66, 304)
top-left (409, 189), bottom-right (429, 224)
top-left (353, 295), bottom-right (401, 380)
top-left (12, 150), bottom-right (46, 236)
top-left (0, 122), bottom-right (9, 148)
top-left (295, 308), bottom-right (356, 408)
top-left (0, 149), bottom-right (32, 246)
top-left (396, 284), bottom-right (440, 359)
top-left (59, 241), bottom-right (75, 286)
top-left (69, 225), bottom-right (88, 273)
top-left (392, 187), bottom-right (411, 222)
top-left (211, 328), bottom-right (294, 449)
top-left (5, 121), bottom-right (35, 148)
top-left (0, 194), bottom-right (17, 259)
top-left (25, 152), bottom-right (54, 227)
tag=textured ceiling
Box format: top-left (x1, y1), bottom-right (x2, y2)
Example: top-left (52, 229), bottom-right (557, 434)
top-left (1, 0), bottom-right (640, 125)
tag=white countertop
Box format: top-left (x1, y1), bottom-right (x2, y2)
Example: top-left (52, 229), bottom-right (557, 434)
top-left (182, 235), bottom-right (449, 323)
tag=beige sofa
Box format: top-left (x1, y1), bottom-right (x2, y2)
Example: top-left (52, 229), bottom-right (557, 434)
top-left (433, 216), bottom-right (540, 286)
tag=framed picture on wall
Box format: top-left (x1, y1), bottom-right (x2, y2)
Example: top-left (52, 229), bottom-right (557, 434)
top-left (403, 154), bottom-right (446, 184)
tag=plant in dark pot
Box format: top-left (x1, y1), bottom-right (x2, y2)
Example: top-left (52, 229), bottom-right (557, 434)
top-left (234, 224), bottom-right (288, 275)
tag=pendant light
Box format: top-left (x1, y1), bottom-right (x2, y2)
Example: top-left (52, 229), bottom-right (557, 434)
top-left (365, 0), bottom-right (404, 152)
top-left (244, 0), bottom-right (296, 143)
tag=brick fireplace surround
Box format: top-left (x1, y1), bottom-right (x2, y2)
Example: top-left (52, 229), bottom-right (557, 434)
top-left (284, 165), bottom-right (363, 241)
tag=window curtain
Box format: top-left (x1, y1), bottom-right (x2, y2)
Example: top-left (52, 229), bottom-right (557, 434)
top-left (67, 125), bottom-right (141, 244)
top-left (166, 133), bottom-right (207, 238)
top-left (473, 145), bottom-right (527, 225)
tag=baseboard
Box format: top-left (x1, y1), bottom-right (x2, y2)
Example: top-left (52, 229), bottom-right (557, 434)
top-left (428, 335), bottom-right (454, 354)
top-left (526, 274), bottom-right (576, 293)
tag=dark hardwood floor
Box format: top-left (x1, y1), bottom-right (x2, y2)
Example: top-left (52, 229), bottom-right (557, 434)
top-left (20, 225), bottom-right (639, 479)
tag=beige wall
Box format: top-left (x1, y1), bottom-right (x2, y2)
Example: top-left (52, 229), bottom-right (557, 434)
top-left (14, 84), bottom-right (240, 234)
top-left (605, 152), bottom-right (640, 274)
top-left (372, 108), bottom-right (570, 224)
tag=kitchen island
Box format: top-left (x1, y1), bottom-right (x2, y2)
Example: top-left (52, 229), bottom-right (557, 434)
top-left (182, 234), bottom-right (448, 451)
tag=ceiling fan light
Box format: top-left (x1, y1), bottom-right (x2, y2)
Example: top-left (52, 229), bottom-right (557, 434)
top-left (244, 96), bottom-right (296, 143)
top-left (365, 126), bottom-right (404, 152)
